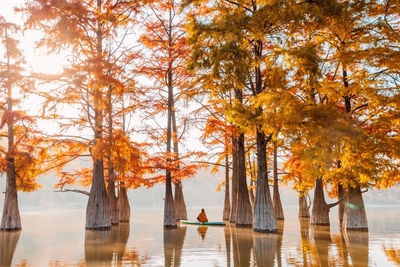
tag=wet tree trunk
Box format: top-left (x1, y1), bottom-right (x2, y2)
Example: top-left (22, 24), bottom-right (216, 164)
top-left (298, 193), bottom-right (310, 218)
top-left (223, 153), bottom-right (231, 221)
top-left (1, 29), bottom-right (21, 231)
top-left (107, 85), bottom-right (119, 225)
top-left (172, 107), bottom-right (187, 221)
top-left (311, 178), bottom-right (330, 226)
top-left (86, 0), bottom-right (111, 229)
top-left (230, 139), bottom-right (238, 223)
top-left (273, 142), bottom-right (284, 220)
top-left (253, 131), bottom-right (277, 232)
top-left (236, 132), bottom-right (253, 226)
top-left (119, 182), bottom-right (130, 222)
top-left (343, 186), bottom-right (368, 231)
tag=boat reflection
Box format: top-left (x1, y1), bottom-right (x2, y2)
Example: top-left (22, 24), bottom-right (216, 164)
top-left (164, 226), bottom-right (187, 267)
top-left (84, 222), bottom-right (130, 266)
top-left (197, 226), bottom-right (208, 240)
top-left (0, 230), bottom-right (21, 267)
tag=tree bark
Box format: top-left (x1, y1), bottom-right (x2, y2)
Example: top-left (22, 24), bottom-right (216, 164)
top-left (86, 0), bottom-right (111, 230)
top-left (311, 178), bottom-right (330, 226)
top-left (223, 152), bottom-right (231, 221)
top-left (230, 139), bottom-right (238, 223)
top-left (106, 86), bottom-right (119, 225)
top-left (164, 11), bottom-right (177, 228)
top-left (0, 230), bottom-right (20, 266)
top-left (343, 186), bottom-right (368, 231)
top-left (273, 142), bottom-right (284, 220)
top-left (236, 132), bottom-right (253, 226)
top-left (119, 182), bottom-right (130, 222)
top-left (298, 193), bottom-right (310, 218)
top-left (1, 29), bottom-right (21, 231)
top-left (253, 131), bottom-right (277, 232)
top-left (174, 182), bottom-right (187, 221)
top-left (172, 107), bottom-right (187, 221)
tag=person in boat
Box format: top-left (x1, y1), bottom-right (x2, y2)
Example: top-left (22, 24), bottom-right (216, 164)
top-left (197, 208), bottom-right (208, 223)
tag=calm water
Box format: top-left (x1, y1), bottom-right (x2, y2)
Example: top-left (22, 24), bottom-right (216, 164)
top-left (1, 206), bottom-right (399, 266)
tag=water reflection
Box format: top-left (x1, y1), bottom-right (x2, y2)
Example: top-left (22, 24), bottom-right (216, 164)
top-left (344, 231), bottom-right (369, 267)
top-left (232, 227), bottom-right (253, 267)
top-left (84, 222), bottom-right (130, 266)
top-left (0, 230), bottom-right (21, 267)
top-left (312, 225), bottom-right (332, 267)
top-left (253, 231), bottom-right (278, 267)
top-left (224, 225), bottom-right (232, 267)
top-left (197, 226), bottom-right (208, 240)
top-left (163, 226), bottom-right (187, 267)
top-left (382, 243), bottom-right (400, 265)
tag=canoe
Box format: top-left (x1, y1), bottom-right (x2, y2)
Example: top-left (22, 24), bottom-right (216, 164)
top-left (180, 220), bottom-right (226, 226)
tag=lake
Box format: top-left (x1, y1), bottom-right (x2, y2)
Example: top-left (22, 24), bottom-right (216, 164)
top-left (1, 206), bottom-right (399, 266)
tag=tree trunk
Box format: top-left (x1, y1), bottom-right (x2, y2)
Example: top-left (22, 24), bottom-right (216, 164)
top-left (164, 35), bottom-right (176, 227)
top-left (174, 182), bottom-right (187, 221)
top-left (0, 230), bottom-right (20, 266)
top-left (236, 132), bottom-right (253, 226)
top-left (253, 131), bottom-right (277, 232)
top-left (107, 85), bottom-right (119, 225)
top-left (1, 33), bottom-right (21, 231)
top-left (298, 193), bottom-right (310, 218)
top-left (273, 142), bottom-right (284, 220)
top-left (119, 182), bottom-right (130, 222)
top-left (247, 150), bottom-right (255, 207)
top-left (172, 107), bottom-right (187, 221)
top-left (230, 139), bottom-right (238, 223)
top-left (343, 186), bottom-right (368, 231)
top-left (223, 153), bottom-right (230, 221)
top-left (86, 159), bottom-right (111, 230)
top-left (338, 183), bottom-right (345, 225)
top-left (311, 178), bottom-right (330, 226)
top-left (86, 0), bottom-right (110, 230)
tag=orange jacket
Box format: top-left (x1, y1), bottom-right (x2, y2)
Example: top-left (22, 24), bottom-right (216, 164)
top-left (197, 211), bottom-right (208, 223)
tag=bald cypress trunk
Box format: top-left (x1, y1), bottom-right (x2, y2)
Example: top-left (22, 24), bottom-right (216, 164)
top-left (1, 29), bottom-right (21, 231)
top-left (223, 153), bottom-right (231, 221)
top-left (298, 194), bottom-right (310, 218)
top-left (236, 132), bottom-right (253, 226)
top-left (172, 107), bottom-right (187, 221)
top-left (119, 182), bottom-right (130, 222)
top-left (86, 0), bottom-right (110, 230)
top-left (230, 140), bottom-right (238, 223)
top-left (343, 186), bottom-right (368, 231)
top-left (253, 131), bottom-right (277, 232)
top-left (311, 178), bottom-right (330, 226)
top-left (273, 142), bottom-right (284, 220)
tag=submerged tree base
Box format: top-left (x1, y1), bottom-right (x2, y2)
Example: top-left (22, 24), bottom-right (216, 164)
top-left (253, 228), bottom-right (278, 233)
top-left (0, 227), bottom-right (22, 232)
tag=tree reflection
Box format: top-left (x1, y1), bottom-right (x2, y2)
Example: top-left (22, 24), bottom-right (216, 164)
top-left (311, 225), bottom-right (331, 267)
top-left (0, 230), bottom-right (20, 267)
top-left (84, 222), bottom-right (130, 266)
top-left (224, 223), bottom-right (232, 267)
top-left (163, 226), bottom-right (187, 267)
top-left (344, 230), bottom-right (369, 267)
top-left (232, 227), bottom-right (253, 267)
top-left (382, 243), bottom-right (400, 265)
top-left (253, 231), bottom-right (279, 267)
